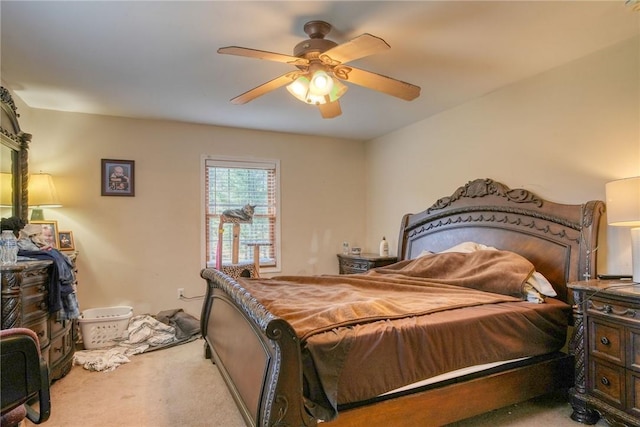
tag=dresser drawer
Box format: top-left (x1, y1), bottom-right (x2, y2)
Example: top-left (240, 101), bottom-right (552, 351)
top-left (48, 330), bottom-right (73, 366)
top-left (21, 280), bottom-right (47, 299)
top-left (22, 293), bottom-right (49, 324)
top-left (589, 318), bottom-right (624, 365)
top-left (22, 315), bottom-right (49, 349)
top-left (49, 316), bottom-right (71, 337)
top-left (590, 358), bottom-right (625, 408)
top-left (20, 265), bottom-right (51, 286)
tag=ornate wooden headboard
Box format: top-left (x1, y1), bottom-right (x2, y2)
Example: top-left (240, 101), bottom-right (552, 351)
top-left (397, 178), bottom-right (604, 303)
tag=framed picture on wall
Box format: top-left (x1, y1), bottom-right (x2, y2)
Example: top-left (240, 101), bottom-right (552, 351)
top-left (58, 231), bottom-right (75, 251)
top-left (31, 220), bottom-right (59, 249)
top-left (101, 159), bottom-right (135, 196)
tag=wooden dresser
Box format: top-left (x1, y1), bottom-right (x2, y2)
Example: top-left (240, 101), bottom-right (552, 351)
top-left (568, 279), bottom-right (640, 426)
top-left (337, 253), bottom-right (398, 274)
top-left (1, 257), bottom-right (76, 381)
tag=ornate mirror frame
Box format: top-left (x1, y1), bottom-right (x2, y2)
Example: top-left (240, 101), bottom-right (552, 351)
top-left (1, 86), bottom-right (31, 222)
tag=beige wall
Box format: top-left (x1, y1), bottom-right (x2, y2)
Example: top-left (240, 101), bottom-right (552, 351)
top-left (12, 103), bottom-right (366, 317)
top-left (6, 36), bottom-right (639, 318)
top-left (365, 36), bottom-right (640, 276)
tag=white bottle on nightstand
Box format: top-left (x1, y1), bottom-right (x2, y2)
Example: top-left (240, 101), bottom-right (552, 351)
top-left (379, 236), bottom-right (389, 257)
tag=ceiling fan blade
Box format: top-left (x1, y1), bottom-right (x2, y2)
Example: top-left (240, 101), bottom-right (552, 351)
top-left (218, 46), bottom-right (308, 67)
top-left (337, 66), bottom-right (420, 101)
top-left (321, 33), bottom-right (390, 65)
top-left (230, 72), bottom-right (299, 105)
top-left (318, 100), bottom-right (342, 119)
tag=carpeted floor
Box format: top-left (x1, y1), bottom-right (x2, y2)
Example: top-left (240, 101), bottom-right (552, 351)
top-left (26, 338), bottom-right (608, 427)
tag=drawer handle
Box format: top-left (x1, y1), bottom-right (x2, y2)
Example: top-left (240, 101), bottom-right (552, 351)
top-left (37, 330), bottom-right (45, 338)
top-left (600, 336), bottom-right (610, 346)
top-left (39, 302), bottom-right (48, 310)
top-left (53, 346), bottom-right (62, 353)
top-left (600, 377), bottom-right (610, 386)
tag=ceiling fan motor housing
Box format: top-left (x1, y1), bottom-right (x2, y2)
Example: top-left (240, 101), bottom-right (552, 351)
top-left (294, 20), bottom-right (337, 57)
top-left (294, 38), bottom-right (337, 58)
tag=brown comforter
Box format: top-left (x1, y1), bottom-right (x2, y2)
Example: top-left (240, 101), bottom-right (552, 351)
top-left (238, 250), bottom-right (568, 421)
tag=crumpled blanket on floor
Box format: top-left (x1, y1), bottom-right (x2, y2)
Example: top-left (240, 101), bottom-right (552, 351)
top-left (73, 309), bottom-right (200, 372)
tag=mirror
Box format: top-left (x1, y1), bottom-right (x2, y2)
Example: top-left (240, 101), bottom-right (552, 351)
top-left (1, 87), bottom-right (31, 222)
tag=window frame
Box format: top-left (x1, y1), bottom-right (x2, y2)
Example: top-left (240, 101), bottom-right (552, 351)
top-left (201, 155), bottom-right (281, 273)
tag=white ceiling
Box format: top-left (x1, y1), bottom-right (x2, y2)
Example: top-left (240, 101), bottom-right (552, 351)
top-left (1, 1), bottom-right (638, 141)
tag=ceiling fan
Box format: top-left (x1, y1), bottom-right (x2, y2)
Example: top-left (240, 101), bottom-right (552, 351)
top-left (218, 20), bottom-right (421, 119)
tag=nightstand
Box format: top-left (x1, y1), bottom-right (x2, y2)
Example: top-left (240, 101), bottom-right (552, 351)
top-left (568, 279), bottom-right (640, 426)
top-left (336, 253), bottom-right (398, 274)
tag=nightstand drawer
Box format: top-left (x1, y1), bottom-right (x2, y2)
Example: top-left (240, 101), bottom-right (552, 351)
top-left (340, 259), bottom-right (375, 274)
top-left (589, 318), bottom-right (624, 364)
top-left (629, 371), bottom-right (640, 418)
top-left (337, 253), bottom-right (397, 274)
top-left (590, 358), bottom-right (625, 408)
top-left (588, 297), bottom-right (640, 326)
top-left (630, 327), bottom-right (640, 372)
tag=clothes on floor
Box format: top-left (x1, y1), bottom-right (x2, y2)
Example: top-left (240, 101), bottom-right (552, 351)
top-left (73, 310), bottom-right (201, 372)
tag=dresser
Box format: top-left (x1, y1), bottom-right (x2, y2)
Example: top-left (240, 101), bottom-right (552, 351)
top-left (568, 279), bottom-right (640, 426)
top-left (1, 256), bottom-right (77, 381)
top-left (337, 253), bottom-right (398, 274)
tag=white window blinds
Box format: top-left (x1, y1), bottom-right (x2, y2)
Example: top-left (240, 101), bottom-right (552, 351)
top-left (204, 158), bottom-right (279, 269)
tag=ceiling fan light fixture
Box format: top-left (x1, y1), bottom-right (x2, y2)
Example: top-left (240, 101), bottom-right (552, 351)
top-left (287, 72), bottom-right (347, 106)
top-left (286, 76), bottom-right (310, 102)
top-left (309, 70), bottom-right (333, 96)
top-left (328, 78), bottom-right (348, 102)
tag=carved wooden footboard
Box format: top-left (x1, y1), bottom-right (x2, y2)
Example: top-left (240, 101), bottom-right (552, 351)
top-left (201, 268), bottom-right (315, 427)
top-left (201, 178), bottom-right (605, 427)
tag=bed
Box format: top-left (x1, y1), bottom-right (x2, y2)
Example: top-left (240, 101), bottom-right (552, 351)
top-left (200, 178), bottom-right (604, 427)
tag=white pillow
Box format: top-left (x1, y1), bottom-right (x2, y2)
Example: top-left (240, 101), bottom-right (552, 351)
top-left (439, 241), bottom-right (497, 254)
top-left (528, 271), bottom-right (557, 297)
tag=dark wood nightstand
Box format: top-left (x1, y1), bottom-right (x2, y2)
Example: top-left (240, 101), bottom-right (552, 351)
top-left (568, 279), bottom-right (640, 426)
top-left (336, 253), bottom-right (398, 274)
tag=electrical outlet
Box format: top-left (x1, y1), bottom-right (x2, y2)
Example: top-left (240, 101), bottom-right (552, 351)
top-left (177, 288), bottom-right (184, 299)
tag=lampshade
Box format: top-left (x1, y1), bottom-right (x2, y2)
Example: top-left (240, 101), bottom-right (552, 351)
top-left (0, 172), bottom-right (13, 207)
top-left (605, 176), bottom-right (640, 282)
top-left (28, 173), bottom-right (61, 220)
top-left (606, 177), bottom-right (640, 226)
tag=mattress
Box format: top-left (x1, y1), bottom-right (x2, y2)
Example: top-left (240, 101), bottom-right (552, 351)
top-left (328, 297), bottom-right (570, 407)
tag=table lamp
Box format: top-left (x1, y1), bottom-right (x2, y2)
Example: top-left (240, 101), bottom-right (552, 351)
top-left (606, 176), bottom-right (640, 282)
top-left (28, 173), bottom-right (62, 220)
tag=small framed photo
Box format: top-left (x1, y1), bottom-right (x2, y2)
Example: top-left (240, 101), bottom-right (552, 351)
top-left (30, 220), bottom-right (59, 249)
top-left (58, 231), bottom-right (75, 251)
top-left (102, 159), bottom-right (135, 196)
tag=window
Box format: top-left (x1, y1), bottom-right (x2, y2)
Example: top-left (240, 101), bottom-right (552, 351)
top-left (204, 157), bottom-right (280, 270)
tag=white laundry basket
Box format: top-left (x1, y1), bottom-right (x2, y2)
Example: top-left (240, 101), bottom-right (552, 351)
top-left (78, 306), bottom-right (133, 349)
